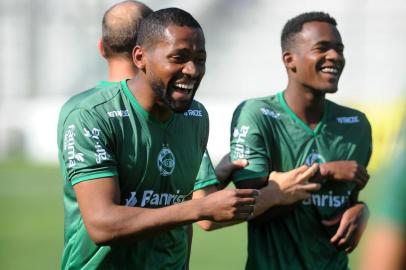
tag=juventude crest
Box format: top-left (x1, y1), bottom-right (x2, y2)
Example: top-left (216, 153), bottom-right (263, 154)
top-left (157, 146), bottom-right (176, 176)
top-left (305, 151), bottom-right (326, 165)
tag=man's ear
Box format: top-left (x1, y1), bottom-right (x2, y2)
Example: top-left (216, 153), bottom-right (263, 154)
top-left (132, 46), bottom-right (146, 70)
top-left (282, 51), bottom-right (296, 72)
top-left (98, 38), bottom-right (106, 58)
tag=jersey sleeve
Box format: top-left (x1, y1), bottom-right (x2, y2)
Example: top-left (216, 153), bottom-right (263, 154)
top-left (193, 149), bottom-right (219, 191)
top-left (59, 108), bottom-right (118, 185)
top-left (230, 101), bottom-right (270, 183)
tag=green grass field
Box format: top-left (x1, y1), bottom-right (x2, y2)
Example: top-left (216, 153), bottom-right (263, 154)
top-left (0, 159), bottom-right (381, 269)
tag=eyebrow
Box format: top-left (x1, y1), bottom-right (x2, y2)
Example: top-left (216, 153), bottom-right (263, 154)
top-left (314, 41), bottom-right (344, 48)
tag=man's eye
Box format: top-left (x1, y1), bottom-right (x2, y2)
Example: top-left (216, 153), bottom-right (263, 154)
top-left (171, 55), bottom-right (187, 62)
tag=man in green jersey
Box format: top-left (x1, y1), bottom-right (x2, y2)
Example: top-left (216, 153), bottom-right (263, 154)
top-left (229, 12), bottom-right (372, 269)
top-left (57, 8), bottom-right (263, 269)
top-left (360, 121), bottom-right (406, 270)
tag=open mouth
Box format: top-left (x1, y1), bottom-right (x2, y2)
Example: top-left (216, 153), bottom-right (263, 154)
top-left (320, 66), bottom-right (339, 76)
top-left (171, 82), bottom-right (196, 98)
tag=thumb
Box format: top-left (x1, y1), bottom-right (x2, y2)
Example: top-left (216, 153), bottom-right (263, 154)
top-left (322, 214), bottom-right (342, 226)
top-left (232, 159), bottom-right (248, 169)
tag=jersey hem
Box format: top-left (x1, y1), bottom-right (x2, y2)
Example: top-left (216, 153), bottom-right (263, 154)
top-left (193, 178), bottom-right (219, 191)
top-left (71, 171), bottom-right (118, 185)
top-left (233, 172), bottom-right (268, 183)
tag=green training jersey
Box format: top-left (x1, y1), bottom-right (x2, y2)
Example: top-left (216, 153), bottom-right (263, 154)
top-left (230, 92), bottom-right (372, 270)
top-left (57, 80), bottom-right (218, 270)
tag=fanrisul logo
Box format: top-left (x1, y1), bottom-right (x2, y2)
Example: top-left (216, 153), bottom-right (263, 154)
top-left (157, 146), bottom-right (176, 176)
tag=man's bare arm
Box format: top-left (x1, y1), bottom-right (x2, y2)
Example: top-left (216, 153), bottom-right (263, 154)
top-left (195, 164), bottom-right (320, 230)
top-left (74, 176), bottom-right (257, 245)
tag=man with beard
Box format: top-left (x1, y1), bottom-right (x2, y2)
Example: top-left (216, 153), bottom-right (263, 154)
top-left (229, 12), bottom-right (372, 269)
top-left (57, 8), bottom-right (261, 269)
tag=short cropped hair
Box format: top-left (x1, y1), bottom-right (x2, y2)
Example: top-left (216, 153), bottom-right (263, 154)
top-left (136, 8), bottom-right (202, 49)
top-left (281, 12), bottom-right (337, 52)
top-left (102, 0), bottom-right (152, 58)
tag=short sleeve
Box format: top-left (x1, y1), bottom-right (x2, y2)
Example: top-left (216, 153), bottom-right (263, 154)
top-left (230, 101), bottom-right (269, 182)
top-left (193, 149), bottom-right (219, 191)
top-left (59, 108), bottom-right (118, 185)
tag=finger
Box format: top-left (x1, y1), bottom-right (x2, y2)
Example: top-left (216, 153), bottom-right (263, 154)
top-left (345, 245), bottom-right (355, 253)
top-left (235, 212), bottom-right (252, 221)
top-left (356, 171), bottom-right (369, 186)
top-left (298, 163), bottom-right (319, 182)
top-left (235, 189), bottom-right (260, 198)
top-left (321, 215), bottom-right (342, 227)
top-left (236, 205), bottom-right (255, 214)
top-left (330, 221), bottom-right (350, 244)
top-left (301, 183), bottom-right (321, 192)
top-left (236, 197), bottom-right (256, 206)
top-left (338, 224), bottom-right (355, 247)
top-left (293, 165), bottom-right (309, 175)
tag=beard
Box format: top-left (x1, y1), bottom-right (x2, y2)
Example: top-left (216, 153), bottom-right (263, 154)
top-left (150, 76), bottom-right (197, 113)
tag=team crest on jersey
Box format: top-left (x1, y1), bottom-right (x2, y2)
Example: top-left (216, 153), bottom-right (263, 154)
top-left (305, 151), bottom-right (326, 165)
top-left (157, 146), bottom-right (176, 176)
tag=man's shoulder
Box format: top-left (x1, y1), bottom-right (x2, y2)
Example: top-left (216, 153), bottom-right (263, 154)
top-left (182, 100), bottom-right (209, 119)
top-left (327, 99), bottom-right (370, 126)
top-left (60, 82), bottom-right (122, 118)
top-left (234, 94), bottom-right (280, 118)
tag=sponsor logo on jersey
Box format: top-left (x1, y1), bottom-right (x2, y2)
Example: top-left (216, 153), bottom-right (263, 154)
top-left (157, 146), bottom-right (176, 176)
top-left (260, 107), bottom-right (280, 119)
top-left (336, 116), bottom-right (359, 124)
top-left (183, 109), bottom-right (203, 117)
top-left (83, 127), bottom-right (110, 164)
top-left (63, 124), bottom-right (85, 168)
top-left (233, 126), bottom-right (250, 159)
top-left (107, 110), bottom-right (129, 118)
top-left (125, 191), bottom-right (137, 207)
top-left (302, 190), bottom-right (351, 208)
top-left (304, 151), bottom-right (326, 165)
top-left (124, 190), bottom-right (186, 207)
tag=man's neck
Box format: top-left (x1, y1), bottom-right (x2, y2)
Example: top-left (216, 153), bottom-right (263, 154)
top-left (284, 84), bottom-right (326, 129)
top-left (107, 58), bottom-right (138, 82)
top-left (127, 76), bottom-right (173, 123)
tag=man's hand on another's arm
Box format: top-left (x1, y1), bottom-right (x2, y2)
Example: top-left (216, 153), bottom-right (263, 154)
top-left (315, 161), bottom-right (369, 189)
top-left (322, 202), bottom-right (369, 253)
top-left (215, 153), bottom-right (248, 190)
top-left (253, 164), bottom-right (321, 217)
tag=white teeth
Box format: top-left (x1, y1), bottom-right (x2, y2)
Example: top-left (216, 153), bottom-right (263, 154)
top-left (321, 67), bottom-right (338, 74)
top-left (174, 83), bottom-right (194, 90)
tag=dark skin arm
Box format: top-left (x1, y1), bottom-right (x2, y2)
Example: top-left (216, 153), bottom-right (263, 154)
top-left (195, 164), bottom-right (320, 231)
top-left (318, 161), bottom-right (370, 253)
top-left (236, 165), bottom-right (321, 223)
top-left (74, 176), bottom-right (257, 245)
top-left (249, 160), bottom-right (369, 224)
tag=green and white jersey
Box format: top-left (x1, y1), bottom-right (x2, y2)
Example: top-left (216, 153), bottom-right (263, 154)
top-left (57, 80), bottom-right (218, 270)
top-left (230, 92), bottom-right (372, 270)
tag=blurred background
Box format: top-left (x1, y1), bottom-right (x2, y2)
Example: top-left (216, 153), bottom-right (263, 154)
top-left (1, 0), bottom-right (405, 269)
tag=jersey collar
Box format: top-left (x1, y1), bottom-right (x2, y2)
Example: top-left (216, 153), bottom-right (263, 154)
top-left (277, 91), bottom-right (328, 136)
top-left (121, 80), bottom-right (174, 128)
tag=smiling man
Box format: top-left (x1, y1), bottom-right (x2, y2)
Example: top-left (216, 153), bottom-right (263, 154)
top-left (57, 8), bottom-right (261, 269)
top-left (229, 12), bottom-right (372, 269)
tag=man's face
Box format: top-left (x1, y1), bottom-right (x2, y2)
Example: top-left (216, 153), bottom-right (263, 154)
top-left (144, 25), bottom-right (206, 113)
top-left (290, 21), bottom-right (345, 94)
